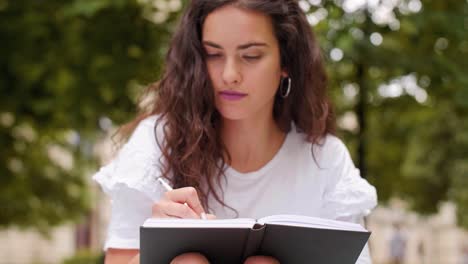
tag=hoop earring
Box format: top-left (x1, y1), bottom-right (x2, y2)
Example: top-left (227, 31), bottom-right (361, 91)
top-left (280, 77), bottom-right (291, 98)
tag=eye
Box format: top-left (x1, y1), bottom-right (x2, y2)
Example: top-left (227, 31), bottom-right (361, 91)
top-left (243, 55), bottom-right (262, 61)
top-left (206, 53), bottom-right (222, 59)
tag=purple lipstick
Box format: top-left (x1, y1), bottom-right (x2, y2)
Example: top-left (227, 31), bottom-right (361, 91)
top-left (219, 90), bottom-right (247, 101)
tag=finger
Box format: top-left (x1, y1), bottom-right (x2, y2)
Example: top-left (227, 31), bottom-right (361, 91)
top-left (152, 201), bottom-right (199, 219)
top-left (165, 202), bottom-right (200, 219)
top-left (164, 187), bottom-right (206, 215)
top-left (205, 213), bottom-right (217, 220)
top-left (152, 201), bottom-right (171, 218)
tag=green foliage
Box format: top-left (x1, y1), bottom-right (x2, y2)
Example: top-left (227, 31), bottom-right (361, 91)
top-left (0, 0), bottom-right (179, 231)
top-left (62, 249), bottom-right (104, 264)
top-left (315, 0), bottom-right (468, 226)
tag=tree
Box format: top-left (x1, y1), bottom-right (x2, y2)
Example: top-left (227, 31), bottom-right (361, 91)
top-left (312, 0), bottom-right (468, 226)
top-left (0, 0), bottom-right (181, 231)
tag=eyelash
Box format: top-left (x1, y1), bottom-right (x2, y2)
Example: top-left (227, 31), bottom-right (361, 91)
top-left (206, 54), bottom-right (222, 59)
top-left (243, 55), bottom-right (261, 61)
top-left (205, 54), bottom-right (262, 61)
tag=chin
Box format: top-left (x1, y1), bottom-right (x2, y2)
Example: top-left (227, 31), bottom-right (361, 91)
top-left (216, 107), bottom-right (249, 121)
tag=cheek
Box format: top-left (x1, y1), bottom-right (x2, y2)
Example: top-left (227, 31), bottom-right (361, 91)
top-left (205, 62), bottom-right (219, 85)
top-left (250, 60), bottom-right (282, 94)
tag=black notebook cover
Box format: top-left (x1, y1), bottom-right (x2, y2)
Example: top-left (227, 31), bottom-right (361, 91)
top-left (140, 220), bottom-right (370, 264)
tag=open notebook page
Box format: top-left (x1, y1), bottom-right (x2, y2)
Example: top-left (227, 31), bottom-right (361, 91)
top-left (257, 215), bottom-right (367, 232)
top-left (143, 215), bottom-right (367, 232)
top-left (142, 218), bottom-right (256, 228)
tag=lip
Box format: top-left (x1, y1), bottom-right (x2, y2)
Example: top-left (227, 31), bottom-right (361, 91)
top-left (219, 90), bottom-right (248, 101)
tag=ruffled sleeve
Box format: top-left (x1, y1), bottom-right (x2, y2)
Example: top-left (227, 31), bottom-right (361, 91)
top-left (93, 115), bottom-right (165, 250)
top-left (93, 116), bottom-right (165, 201)
top-left (319, 136), bottom-right (377, 264)
top-left (320, 135), bottom-right (377, 220)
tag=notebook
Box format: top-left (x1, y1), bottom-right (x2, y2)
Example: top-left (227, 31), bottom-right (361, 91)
top-left (140, 214), bottom-right (371, 264)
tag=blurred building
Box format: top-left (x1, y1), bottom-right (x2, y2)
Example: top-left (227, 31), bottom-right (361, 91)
top-left (368, 199), bottom-right (468, 264)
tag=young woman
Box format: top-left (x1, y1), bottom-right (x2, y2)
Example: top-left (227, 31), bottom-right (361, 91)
top-left (94, 0), bottom-right (377, 263)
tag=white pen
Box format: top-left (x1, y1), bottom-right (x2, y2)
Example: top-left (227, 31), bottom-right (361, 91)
top-left (157, 177), bottom-right (207, 220)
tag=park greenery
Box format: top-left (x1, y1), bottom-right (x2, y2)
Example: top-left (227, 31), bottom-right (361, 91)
top-left (1, 0), bottom-right (467, 232)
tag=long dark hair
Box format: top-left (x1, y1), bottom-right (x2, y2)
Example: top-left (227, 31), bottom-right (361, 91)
top-left (120, 0), bottom-right (335, 212)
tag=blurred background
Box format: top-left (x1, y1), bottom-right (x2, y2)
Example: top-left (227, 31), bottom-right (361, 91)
top-left (0, 0), bottom-right (467, 263)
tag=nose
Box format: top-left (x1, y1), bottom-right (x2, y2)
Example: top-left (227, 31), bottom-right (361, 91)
top-left (222, 58), bottom-right (242, 85)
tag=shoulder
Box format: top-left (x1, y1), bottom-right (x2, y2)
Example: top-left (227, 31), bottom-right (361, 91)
top-left (138, 114), bottom-right (159, 129)
top-left (132, 114), bottom-right (161, 137)
top-left (314, 134), bottom-right (349, 166)
top-left (289, 128), bottom-right (349, 169)
top-left (125, 114), bottom-right (164, 148)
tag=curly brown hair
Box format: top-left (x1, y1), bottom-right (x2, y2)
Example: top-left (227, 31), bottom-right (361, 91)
top-left (119, 0), bottom-right (335, 213)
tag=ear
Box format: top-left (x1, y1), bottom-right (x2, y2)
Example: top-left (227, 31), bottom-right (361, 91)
top-left (281, 69), bottom-right (289, 78)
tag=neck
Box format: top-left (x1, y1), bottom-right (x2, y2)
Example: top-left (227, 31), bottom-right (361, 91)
top-left (221, 114), bottom-right (285, 173)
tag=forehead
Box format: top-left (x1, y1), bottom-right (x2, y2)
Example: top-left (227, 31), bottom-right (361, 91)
top-left (202, 5), bottom-right (277, 47)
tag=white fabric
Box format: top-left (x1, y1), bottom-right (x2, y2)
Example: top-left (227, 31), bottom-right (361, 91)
top-left (93, 115), bottom-right (377, 263)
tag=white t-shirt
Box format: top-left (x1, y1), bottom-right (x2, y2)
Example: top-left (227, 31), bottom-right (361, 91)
top-left (93, 115), bottom-right (377, 263)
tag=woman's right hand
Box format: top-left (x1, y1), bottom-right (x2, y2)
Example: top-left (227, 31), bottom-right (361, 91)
top-left (152, 187), bottom-right (216, 219)
top-left (150, 187), bottom-right (216, 264)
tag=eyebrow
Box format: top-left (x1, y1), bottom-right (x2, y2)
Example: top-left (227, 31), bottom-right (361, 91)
top-left (203, 41), bottom-right (268, 50)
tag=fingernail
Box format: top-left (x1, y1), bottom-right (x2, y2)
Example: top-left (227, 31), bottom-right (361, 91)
top-left (201, 212), bottom-right (207, 220)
